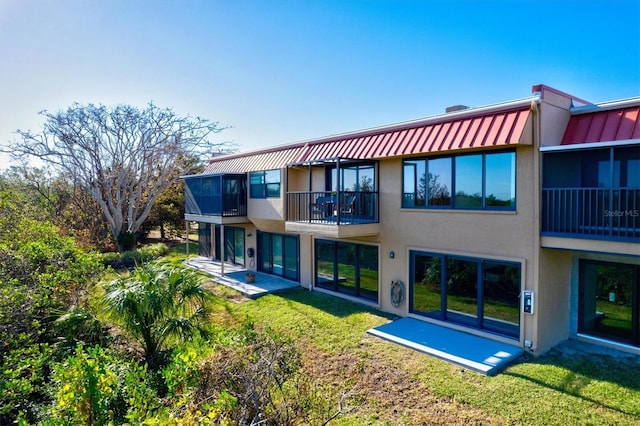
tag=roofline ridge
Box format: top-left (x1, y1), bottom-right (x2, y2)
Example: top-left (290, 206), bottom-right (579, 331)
top-left (570, 96), bottom-right (640, 115)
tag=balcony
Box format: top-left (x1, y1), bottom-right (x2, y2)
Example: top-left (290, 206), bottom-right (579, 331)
top-left (183, 174), bottom-right (248, 224)
top-left (285, 190), bottom-right (380, 237)
top-left (541, 188), bottom-right (639, 241)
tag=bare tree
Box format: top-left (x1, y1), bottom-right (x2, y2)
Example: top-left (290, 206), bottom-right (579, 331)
top-left (6, 103), bottom-right (231, 251)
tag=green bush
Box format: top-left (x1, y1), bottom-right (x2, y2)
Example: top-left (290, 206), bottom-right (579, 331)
top-left (100, 243), bottom-right (170, 269)
top-left (0, 344), bottom-right (54, 425)
top-left (116, 231), bottom-right (137, 252)
top-left (44, 344), bottom-right (168, 426)
top-left (0, 218), bottom-right (103, 354)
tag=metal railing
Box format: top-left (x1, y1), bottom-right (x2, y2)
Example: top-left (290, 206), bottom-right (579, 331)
top-left (185, 192), bottom-right (247, 217)
top-left (542, 188), bottom-right (639, 240)
top-left (286, 190), bottom-right (379, 225)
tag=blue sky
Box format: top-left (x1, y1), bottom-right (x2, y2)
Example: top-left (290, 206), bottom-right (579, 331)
top-left (1, 0), bottom-right (639, 169)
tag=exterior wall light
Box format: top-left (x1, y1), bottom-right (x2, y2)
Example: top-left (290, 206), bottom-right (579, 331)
top-left (389, 251), bottom-right (395, 259)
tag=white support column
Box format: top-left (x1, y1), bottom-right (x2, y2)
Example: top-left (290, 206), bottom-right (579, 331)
top-left (220, 224), bottom-right (225, 276)
top-left (185, 221), bottom-right (190, 257)
top-left (214, 223), bottom-right (218, 260)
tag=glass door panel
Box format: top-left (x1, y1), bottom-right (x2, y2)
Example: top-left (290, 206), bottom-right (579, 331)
top-left (284, 236), bottom-right (298, 280)
top-left (258, 233), bottom-right (272, 273)
top-left (358, 245), bottom-right (379, 300)
top-left (411, 254), bottom-right (442, 317)
top-left (315, 241), bottom-right (336, 290)
top-left (198, 223), bottom-right (211, 257)
top-left (336, 243), bottom-right (357, 295)
top-left (482, 262), bottom-right (520, 337)
top-left (446, 258), bottom-right (479, 326)
top-left (234, 229), bottom-right (244, 265)
top-left (272, 235), bottom-right (283, 275)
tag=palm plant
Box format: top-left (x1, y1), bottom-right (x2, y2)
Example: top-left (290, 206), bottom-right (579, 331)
top-left (103, 261), bottom-right (212, 368)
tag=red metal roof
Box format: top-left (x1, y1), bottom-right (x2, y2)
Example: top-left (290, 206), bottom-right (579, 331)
top-left (203, 105), bottom-right (531, 173)
top-left (561, 107), bottom-right (640, 145)
top-left (203, 145), bottom-right (308, 173)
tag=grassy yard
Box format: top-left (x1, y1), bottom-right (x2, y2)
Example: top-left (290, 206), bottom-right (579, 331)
top-left (203, 284), bottom-right (640, 425)
top-left (162, 245), bottom-right (638, 425)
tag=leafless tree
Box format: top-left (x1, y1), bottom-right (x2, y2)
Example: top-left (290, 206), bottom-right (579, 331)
top-left (6, 103), bottom-right (231, 250)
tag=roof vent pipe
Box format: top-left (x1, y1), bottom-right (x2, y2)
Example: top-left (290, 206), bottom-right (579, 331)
top-left (445, 105), bottom-right (470, 113)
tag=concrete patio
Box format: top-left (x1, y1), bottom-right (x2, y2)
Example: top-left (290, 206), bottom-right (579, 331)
top-left (184, 256), bottom-right (300, 298)
top-left (368, 317), bottom-right (524, 376)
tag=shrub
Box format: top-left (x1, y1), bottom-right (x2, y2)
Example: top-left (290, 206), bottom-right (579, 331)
top-left (100, 243), bottom-right (170, 270)
top-left (46, 345), bottom-right (119, 425)
top-left (117, 231), bottom-right (137, 252)
top-left (191, 322), bottom-right (310, 425)
top-left (0, 219), bottom-right (103, 353)
top-left (0, 344), bottom-right (54, 425)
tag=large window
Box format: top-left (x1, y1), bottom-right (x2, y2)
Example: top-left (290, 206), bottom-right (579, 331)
top-left (579, 260), bottom-right (639, 347)
top-left (257, 232), bottom-right (299, 281)
top-left (402, 151), bottom-right (515, 210)
top-left (250, 170), bottom-right (281, 198)
top-left (314, 239), bottom-right (378, 302)
top-left (410, 251), bottom-right (521, 339)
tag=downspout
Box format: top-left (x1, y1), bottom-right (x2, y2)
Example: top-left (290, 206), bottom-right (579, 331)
top-left (529, 98), bottom-right (541, 353)
top-left (336, 158), bottom-right (341, 223)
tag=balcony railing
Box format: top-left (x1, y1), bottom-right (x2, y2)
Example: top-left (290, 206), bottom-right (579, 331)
top-left (185, 193), bottom-right (247, 217)
top-left (286, 191), bottom-right (379, 225)
top-left (542, 188), bottom-right (639, 240)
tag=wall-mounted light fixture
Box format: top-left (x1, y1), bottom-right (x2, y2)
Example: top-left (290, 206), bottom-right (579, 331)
top-left (389, 251), bottom-right (395, 259)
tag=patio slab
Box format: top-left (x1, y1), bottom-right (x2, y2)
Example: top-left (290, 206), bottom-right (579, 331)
top-left (184, 257), bottom-right (299, 298)
top-left (368, 317), bottom-right (523, 376)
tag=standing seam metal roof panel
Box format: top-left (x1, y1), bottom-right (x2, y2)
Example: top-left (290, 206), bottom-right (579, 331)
top-left (561, 107), bottom-right (640, 145)
top-left (203, 106), bottom-right (532, 173)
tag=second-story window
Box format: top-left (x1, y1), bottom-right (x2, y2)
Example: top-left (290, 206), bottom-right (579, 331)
top-left (402, 150), bottom-right (516, 210)
top-left (250, 170), bottom-right (281, 198)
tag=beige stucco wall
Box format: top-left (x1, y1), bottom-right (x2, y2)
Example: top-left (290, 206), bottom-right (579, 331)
top-left (534, 249), bottom-right (573, 354)
top-left (248, 198), bottom-right (284, 221)
top-left (371, 146), bottom-right (538, 329)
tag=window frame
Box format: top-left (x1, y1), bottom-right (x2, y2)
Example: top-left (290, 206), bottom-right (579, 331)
top-left (401, 149), bottom-right (516, 211)
top-left (314, 239), bottom-right (379, 303)
top-left (249, 169), bottom-right (281, 199)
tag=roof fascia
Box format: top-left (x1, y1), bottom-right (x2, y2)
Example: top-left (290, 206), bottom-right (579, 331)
top-left (540, 139), bottom-right (640, 152)
top-left (569, 97), bottom-right (640, 115)
top-left (180, 172), bottom-right (247, 179)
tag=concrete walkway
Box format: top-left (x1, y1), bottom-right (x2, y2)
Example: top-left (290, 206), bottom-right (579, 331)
top-left (184, 256), bottom-right (299, 298)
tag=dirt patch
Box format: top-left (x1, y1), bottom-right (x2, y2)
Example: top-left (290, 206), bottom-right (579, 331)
top-left (302, 340), bottom-right (503, 425)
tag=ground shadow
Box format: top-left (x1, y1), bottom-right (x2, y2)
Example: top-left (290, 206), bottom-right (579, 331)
top-left (505, 340), bottom-right (640, 417)
top-left (272, 287), bottom-right (396, 320)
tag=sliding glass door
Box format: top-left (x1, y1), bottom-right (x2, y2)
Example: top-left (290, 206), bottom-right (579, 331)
top-left (224, 227), bottom-right (244, 266)
top-left (257, 232), bottom-right (299, 281)
top-left (579, 260), bottom-right (639, 346)
top-left (410, 251), bottom-right (521, 339)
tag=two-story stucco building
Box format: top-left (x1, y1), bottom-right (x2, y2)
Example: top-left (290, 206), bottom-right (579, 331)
top-left (183, 84), bottom-right (639, 357)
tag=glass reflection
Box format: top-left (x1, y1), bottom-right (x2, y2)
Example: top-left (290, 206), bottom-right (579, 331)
top-left (455, 155), bottom-right (482, 207)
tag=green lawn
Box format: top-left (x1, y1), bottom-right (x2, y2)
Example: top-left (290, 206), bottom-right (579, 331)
top-left (210, 287), bottom-right (640, 425)
top-left (164, 244), bottom-right (639, 425)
